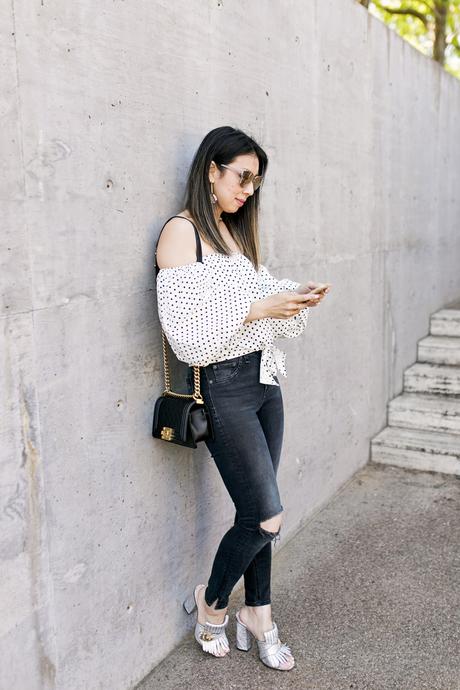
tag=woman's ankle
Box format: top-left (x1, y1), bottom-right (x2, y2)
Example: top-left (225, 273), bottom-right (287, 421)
top-left (242, 603), bottom-right (272, 618)
top-left (201, 592), bottom-right (228, 620)
top-left (205, 608), bottom-right (227, 620)
top-left (243, 603), bottom-right (272, 615)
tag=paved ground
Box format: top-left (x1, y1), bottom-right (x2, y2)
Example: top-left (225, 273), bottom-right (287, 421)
top-left (137, 463), bottom-right (460, 690)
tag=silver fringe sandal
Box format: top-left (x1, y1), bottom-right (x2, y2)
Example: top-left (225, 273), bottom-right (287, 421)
top-left (183, 584), bottom-right (230, 657)
top-left (235, 609), bottom-right (295, 670)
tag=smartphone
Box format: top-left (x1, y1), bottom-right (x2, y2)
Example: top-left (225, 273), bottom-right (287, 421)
top-left (307, 283), bottom-right (331, 295)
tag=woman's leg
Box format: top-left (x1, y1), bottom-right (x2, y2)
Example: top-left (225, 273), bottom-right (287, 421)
top-left (191, 351), bottom-right (285, 612)
top-left (238, 379), bottom-right (285, 606)
top-left (190, 353), bottom-right (294, 668)
top-left (202, 414), bottom-right (283, 610)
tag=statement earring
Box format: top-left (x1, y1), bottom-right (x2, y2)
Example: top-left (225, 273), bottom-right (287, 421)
top-left (210, 181), bottom-right (217, 204)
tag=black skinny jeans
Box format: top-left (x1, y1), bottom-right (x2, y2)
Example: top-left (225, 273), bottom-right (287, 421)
top-left (186, 349), bottom-right (285, 610)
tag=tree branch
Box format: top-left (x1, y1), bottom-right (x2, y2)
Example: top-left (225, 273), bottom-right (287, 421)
top-left (372, 1), bottom-right (430, 27)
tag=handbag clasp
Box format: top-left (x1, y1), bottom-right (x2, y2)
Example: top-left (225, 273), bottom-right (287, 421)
top-left (161, 426), bottom-right (175, 441)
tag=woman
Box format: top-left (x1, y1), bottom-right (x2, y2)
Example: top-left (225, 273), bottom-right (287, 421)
top-left (155, 126), bottom-right (330, 671)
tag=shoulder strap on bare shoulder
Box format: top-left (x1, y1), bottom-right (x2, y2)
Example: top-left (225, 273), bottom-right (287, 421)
top-left (155, 215), bottom-right (203, 276)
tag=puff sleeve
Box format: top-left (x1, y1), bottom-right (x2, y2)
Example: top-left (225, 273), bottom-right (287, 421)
top-left (156, 262), bottom-right (253, 366)
top-left (257, 263), bottom-right (310, 339)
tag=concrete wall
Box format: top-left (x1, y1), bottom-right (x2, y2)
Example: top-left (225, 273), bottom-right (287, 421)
top-left (1, 0), bottom-right (459, 688)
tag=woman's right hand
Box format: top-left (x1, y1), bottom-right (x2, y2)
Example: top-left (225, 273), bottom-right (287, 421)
top-left (244, 291), bottom-right (320, 323)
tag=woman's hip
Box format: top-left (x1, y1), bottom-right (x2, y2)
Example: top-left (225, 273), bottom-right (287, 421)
top-left (188, 351), bottom-right (284, 522)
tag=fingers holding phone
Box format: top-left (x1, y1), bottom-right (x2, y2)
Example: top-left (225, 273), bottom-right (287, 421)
top-left (297, 282), bottom-right (332, 306)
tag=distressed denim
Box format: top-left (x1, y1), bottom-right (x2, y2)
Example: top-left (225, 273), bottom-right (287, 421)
top-left (186, 349), bottom-right (285, 610)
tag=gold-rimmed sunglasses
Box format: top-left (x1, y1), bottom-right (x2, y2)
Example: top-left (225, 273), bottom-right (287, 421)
top-left (220, 163), bottom-right (264, 191)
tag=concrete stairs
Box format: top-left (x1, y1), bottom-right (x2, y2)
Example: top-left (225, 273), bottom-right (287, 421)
top-left (371, 302), bottom-right (460, 476)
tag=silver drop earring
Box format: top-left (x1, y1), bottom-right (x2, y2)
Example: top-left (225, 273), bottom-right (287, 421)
top-left (210, 181), bottom-right (217, 204)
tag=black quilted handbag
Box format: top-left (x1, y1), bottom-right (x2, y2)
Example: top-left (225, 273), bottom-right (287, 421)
top-left (152, 215), bottom-right (215, 449)
top-left (152, 337), bottom-right (215, 448)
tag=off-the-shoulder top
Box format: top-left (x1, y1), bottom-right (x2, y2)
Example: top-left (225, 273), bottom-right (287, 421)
top-left (155, 216), bottom-right (310, 386)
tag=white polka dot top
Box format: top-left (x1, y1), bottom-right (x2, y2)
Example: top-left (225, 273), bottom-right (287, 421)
top-left (155, 216), bottom-right (310, 386)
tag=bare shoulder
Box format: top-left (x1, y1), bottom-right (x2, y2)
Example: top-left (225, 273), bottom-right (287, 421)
top-left (156, 213), bottom-right (198, 269)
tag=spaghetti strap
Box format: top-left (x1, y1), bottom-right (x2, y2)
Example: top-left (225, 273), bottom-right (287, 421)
top-left (155, 215), bottom-right (203, 276)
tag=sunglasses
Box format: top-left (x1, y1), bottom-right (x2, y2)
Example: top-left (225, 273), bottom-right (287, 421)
top-left (220, 164), bottom-right (264, 191)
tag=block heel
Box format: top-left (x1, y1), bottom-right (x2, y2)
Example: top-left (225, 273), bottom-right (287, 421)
top-left (235, 610), bottom-right (253, 651)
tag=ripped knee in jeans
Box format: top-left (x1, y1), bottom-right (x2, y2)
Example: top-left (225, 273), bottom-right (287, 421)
top-left (258, 511), bottom-right (283, 544)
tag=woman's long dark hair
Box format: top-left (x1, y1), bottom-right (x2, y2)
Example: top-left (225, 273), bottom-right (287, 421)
top-left (183, 126), bottom-right (268, 272)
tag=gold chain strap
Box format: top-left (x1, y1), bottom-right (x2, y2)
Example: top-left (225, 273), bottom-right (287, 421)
top-left (161, 330), bottom-right (204, 405)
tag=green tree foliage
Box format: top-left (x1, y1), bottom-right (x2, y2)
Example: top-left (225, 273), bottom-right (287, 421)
top-left (358, 0), bottom-right (460, 79)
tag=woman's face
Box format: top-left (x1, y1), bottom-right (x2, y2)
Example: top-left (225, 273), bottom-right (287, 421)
top-left (209, 153), bottom-right (260, 216)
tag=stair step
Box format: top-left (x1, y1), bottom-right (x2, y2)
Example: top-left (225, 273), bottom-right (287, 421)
top-left (388, 393), bottom-right (460, 435)
top-left (371, 426), bottom-right (460, 475)
top-left (417, 335), bottom-right (460, 365)
top-left (430, 308), bottom-right (460, 337)
top-left (404, 362), bottom-right (460, 396)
